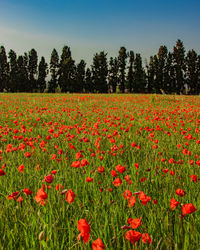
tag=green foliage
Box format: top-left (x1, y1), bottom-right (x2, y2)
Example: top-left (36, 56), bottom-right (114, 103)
top-left (186, 50), bottom-right (199, 95)
top-left (118, 47), bottom-right (127, 93)
top-left (173, 39), bottom-right (186, 94)
top-left (133, 53), bottom-right (146, 93)
top-left (49, 48), bottom-right (59, 93)
top-left (0, 46), bottom-right (9, 92)
top-left (58, 46), bottom-right (75, 93)
top-left (108, 57), bottom-right (118, 93)
top-left (28, 49), bottom-right (38, 92)
top-left (74, 59), bottom-right (86, 93)
top-left (38, 57), bottom-right (48, 93)
top-left (127, 51), bottom-right (134, 93)
top-left (92, 51), bottom-right (108, 93)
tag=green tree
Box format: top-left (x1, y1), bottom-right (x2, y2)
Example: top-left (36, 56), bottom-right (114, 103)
top-left (162, 52), bottom-right (175, 94)
top-left (58, 46), bottom-right (75, 92)
top-left (133, 53), bottom-right (146, 93)
top-left (173, 39), bottom-right (186, 94)
top-left (28, 49), bottom-right (38, 92)
top-left (0, 46), bottom-right (9, 92)
top-left (48, 48), bottom-right (59, 93)
top-left (118, 47), bottom-right (127, 93)
top-left (197, 55), bottom-right (200, 95)
top-left (146, 56), bottom-right (155, 93)
top-left (157, 45), bottom-right (168, 92)
top-left (8, 49), bottom-right (18, 92)
top-left (108, 57), bottom-right (118, 93)
top-left (74, 60), bottom-right (86, 92)
top-left (38, 56), bottom-right (48, 93)
top-left (16, 55), bottom-right (28, 92)
top-left (127, 51), bottom-right (134, 93)
top-left (92, 51), bottom-right (108, 93)
top-left (85, 68), bottom-right (93, 93)
top-left (185, 50), bottom-right (198, 94)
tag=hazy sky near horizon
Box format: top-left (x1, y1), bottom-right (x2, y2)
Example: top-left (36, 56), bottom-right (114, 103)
top-left (0, 0), bottom-right (200, 66)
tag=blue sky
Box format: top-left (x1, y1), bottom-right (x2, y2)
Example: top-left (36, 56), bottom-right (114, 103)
top-left (0, 0), bottom-right (200, 66)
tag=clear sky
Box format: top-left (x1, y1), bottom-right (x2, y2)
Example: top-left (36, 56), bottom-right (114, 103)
top-left (0, 0), bottom-right (200, 66)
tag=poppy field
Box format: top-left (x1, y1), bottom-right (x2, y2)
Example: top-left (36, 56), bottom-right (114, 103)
top-left (0, 93), bottom-right (199, 249)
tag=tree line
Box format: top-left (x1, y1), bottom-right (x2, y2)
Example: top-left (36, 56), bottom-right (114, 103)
top-left (0, 39), bottom-right (200, 94)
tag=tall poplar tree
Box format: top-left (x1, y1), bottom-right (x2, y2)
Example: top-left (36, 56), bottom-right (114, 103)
top-left (0, 46), bottom-right (9, 92)
top-left (157, 45), bottom-right (168, 92)
top-left (127, 51), bottom-right (134, 93)
top-left (38, 56), bottom-right (48, 93)
top-left (85, 68), bottom-right (93, 93)
top-left (173, 39), bottom-right (186, 94)
top-left (185, 50), bottom-right (199, 94)
top-left (28, 49), bottom-right (38, 92)
top-left (118, 47), bottom-right (127, 93)
top-left (58, 46), bottom-right (75, 92)
top-left (133, 53), bottom-right (146, 93)
top-left (108, 57), bottom-right (118, 93)
top-left (8, 49), bottom-right (18, 92)
top-left (74, 60), bottom-right (86, 92)
top-left (49, 48), bottom-right (59, 92)
top-left (146, 56), bottom-right (155, 93)
top-left (92, 51), bottom-right (108, 93)
top-left (17, 55), bottom-right (28, 92)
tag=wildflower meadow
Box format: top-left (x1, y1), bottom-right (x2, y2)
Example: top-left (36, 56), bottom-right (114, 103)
top-left (0, 93), bottom-right (199, 249)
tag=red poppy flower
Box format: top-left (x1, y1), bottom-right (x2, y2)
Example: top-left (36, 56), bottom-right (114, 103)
top-left (76, 152), bottom-right (83, 159)
top-left (86, 177), bottom-right (93, 182)
top-left (8, 191), bottom-right (19, 200)
top-left (125, 230), bottom-right (142, 244)
top-left (130, 218), bottom-right (141, 229)
top-left (176, 188), bottom-right (186, 197)
top-left (138, 192), bottom-right (151, 205)
top-left (17, 196), bottom-right (23, 202)
top-left (170, 198), bottom-right (179, 210)
top-left (23, 188), bottom-right (33, 195)
top-left (97, 166), bottom-right (105, 173)
top-left (92, 238), bottom-right (105, 250)
top-left (51, 170), bottom-right (57, 175)
top-left (35, 188), bottom-right (48, 206)
top-left (142, 233), bottom-right (152, 244)
top-left (77, 219), bottom-right (90, 243)
top-left (113, 178), bottom-right (122, 187)
top-left (128, 196), bottom-right (136, 208)
top-left (0, 169), bottom-right (6, 176)
top-left (18, 164), bottom-right (24, 173)
top-left (190, 175), bottom-right (197, 183)
top-left (44, 174), bottom-right (53, 183)
top-left (115, 164), bottom-right (126, 173)
top-left (65, 189), bottom-right (75, 204)
top-left (71, 161), bottom-right (81, 168)
top-left (182, 203), bottom-right (196, 216)
top-left (25, 152), bottom-right (31, 157)
top-left (81, 159), bottom-right (89, 167)
top-left (123, 190), bottom-right (132, 200)
top-left (111, 170), bottom-right (117, 177)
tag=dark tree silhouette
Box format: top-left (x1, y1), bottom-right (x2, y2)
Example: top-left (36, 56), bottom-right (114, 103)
top-left (0, 46), bottom-right (9, 92)
top-left (127, 51), bottom-right (134, 93)
top-left (118, 47), bottom-right (127, 93)
top-left (92, 51), bottom-right (108, 93)
top-left (108, 57), bottom-right (118, 93)
top-left (28, 49), bottom-right (38, 92)
top-left (48, 48), bottom-right (59, 93)
top-left (38, 57), bottom-right (48, 93)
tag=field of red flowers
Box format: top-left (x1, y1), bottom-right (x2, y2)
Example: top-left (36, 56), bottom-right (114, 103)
top-left (0, 93), bottom-right (199, 249)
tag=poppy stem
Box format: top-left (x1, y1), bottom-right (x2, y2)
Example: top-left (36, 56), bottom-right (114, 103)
top-left (180, 206), bottom-right (185, 248)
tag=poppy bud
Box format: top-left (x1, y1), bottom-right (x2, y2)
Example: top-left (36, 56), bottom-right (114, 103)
top-left (39, 231), bottom-right (44, 241)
